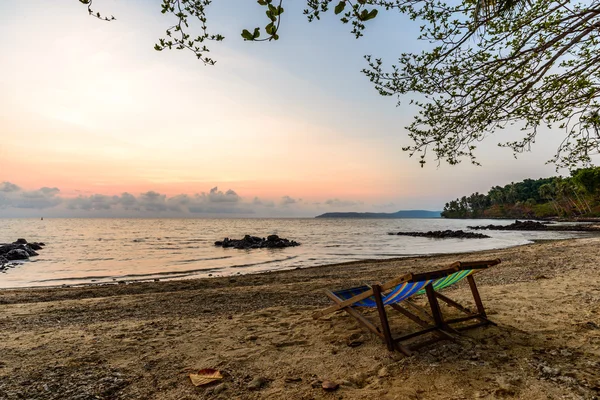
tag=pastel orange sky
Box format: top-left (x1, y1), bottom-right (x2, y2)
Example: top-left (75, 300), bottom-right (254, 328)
top-left (0, 1), bottom-right (567, 216)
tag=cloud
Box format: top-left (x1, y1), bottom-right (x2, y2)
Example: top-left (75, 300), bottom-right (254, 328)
top-left (0, 183), bottom-right (62, 209)
top-left (58, 186), bottom-right (251, 215)
top-left (373, 202), bottom-right (396, 209)
top-left (324, 198), bottom-right (363, 208)
top-left (252, 197), bottom-right (275, 207)
top-left (0, 182), bottom-right (20, 192)
top-left (207, 187), bottom-right (240, 203)
top-left (0, 181), bottom-right (365, 217)
top-left (138, 190), bottom-right (167, 212)
top-left (281, 195), bottom-right (298, 206)
top-left (117, 192), bottom-right (138, 209)
top-left (68, 194), bottom-right (117, 210)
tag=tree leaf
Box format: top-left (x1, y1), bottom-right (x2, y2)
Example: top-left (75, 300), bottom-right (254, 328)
top-left (334, 1), bottom-right (346, 15)
top-left (241, 29), bottom-right (254, 40)
top-left (252, 27), bottom-right (261, 39)
top-left (364, 9), bottom-right (378, 20)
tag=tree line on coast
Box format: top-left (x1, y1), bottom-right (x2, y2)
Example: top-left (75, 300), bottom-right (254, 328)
top-left (442, 167), bottom-right (600, 219)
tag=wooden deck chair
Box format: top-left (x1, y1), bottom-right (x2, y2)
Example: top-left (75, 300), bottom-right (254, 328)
top-left (312, 259), bottom-right (501, 355)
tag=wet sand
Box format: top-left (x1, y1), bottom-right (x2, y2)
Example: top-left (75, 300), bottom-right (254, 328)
top-left (1, 238), bottom-right (599, 399)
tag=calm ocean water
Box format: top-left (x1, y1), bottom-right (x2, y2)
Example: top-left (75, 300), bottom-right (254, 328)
top-left (0, 218), bottom-right (591, 288)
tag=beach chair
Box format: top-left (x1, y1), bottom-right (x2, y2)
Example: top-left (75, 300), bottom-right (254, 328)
top-left (312, 259), bottom-right (501, 355)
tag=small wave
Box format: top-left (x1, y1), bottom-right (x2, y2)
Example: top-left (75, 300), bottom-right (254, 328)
top-left (230, 255), bottom-right (299, 269)
top-left (117, 267), bottom-right (225, 279)
top-left (33, 266), bottom-right (227, 283)
top-left (176, 256), bottom-right (232, 264)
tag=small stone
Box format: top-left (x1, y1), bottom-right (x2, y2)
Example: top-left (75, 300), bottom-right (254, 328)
top-left (213, 383), bottom-right (228, 394)
top-left (378, 366), bottom-right (389, 378)
top-left (560, 349), bottom-right (572, 357)
top-left (245, 335), bottom-right (258, 341)
top-left (494, 388), bottom-right (515, 396)
top-left (284, 377), bottom-right (302, 383)
top-left (322, 381), bottom-right (339, 391)
top-left (541, 366), bottom-right (560, 377)
top-left (248, 377), bottom-right (267, 390)
top-left (310, 379), bottom-right (322, 388)
top-left (349, 372), bottom-right (368, 388)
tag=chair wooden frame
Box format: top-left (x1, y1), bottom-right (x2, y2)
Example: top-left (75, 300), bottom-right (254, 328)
top-left (313, 259), bottom-right (501, 355)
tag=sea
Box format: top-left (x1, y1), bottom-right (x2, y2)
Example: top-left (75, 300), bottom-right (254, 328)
top-left (0, 218), bottom-right (593, 289)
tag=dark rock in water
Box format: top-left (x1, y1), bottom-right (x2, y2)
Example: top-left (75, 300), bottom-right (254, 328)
top-left (468, 220), bottom-right (548, 231)
top-left (0, 244), bottom-right (21, 256)
top-left (467, 220), bottom-right (600, 232)
top-left (0, 243), bottom-right (38, 257)
top-left (28, 242), bottom-right (43, 250)
top-left (0, 239), bottom-right (45, 267)
top-left (0, 255), bottom-right (8, 272)
top-left (393, 230), bottom-right (490, 239)
top-left (6, 249), bottom-right (30, 260)
top-left (215, 235), bottom-right (300, 249)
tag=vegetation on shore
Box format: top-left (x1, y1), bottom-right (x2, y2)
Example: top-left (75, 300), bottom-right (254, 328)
top-left (442, 167), bottom-right (600, 219)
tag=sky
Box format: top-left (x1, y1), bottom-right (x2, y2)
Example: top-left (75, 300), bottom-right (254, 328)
top-left (0, 0), bottom-right (582, 217)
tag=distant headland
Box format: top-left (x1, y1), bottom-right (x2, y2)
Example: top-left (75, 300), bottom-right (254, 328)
top-left (314, 210), bottom-right (442, 219)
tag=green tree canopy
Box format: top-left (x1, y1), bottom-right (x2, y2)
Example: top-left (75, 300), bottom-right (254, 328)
top-left (79, 0), bottom-right (600, 168)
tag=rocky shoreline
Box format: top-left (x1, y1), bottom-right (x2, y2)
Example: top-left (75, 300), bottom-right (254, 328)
top-left (0, 239), bottom-right (45, 273)
top-left (468, 220), bottom-right (600, 232)
top-left (214, 234), bottom-right (300, 249)
top-left (389, 230), bottom-right (490, 239)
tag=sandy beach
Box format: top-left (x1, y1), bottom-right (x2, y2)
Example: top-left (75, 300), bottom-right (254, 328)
top-left (1, 238), bottom-right (600, 399)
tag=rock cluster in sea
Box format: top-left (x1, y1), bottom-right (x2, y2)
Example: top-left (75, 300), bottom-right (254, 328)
top-left (468, 220), bottom-right (549, 231)
top-left (465, 219), bottom-right (600, 232)
top-left (0, 238), bottom-right (45, 272)
top-left (214, 234), bottom-right (300, 249)
top-left (389, 230), bottom-right (490, 239)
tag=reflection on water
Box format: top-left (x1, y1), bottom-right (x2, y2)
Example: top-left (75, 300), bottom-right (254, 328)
top-left (0, 218), bottom-right (591, 288)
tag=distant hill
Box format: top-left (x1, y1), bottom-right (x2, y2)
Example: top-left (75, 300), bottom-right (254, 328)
top-left (315, 210), bottom-right (442, 219)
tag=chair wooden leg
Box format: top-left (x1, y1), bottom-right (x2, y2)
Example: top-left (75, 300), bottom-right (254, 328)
top-left (373, 284), bottom-right (395, 352)
top-left (467, 275), bottom-right (486, 317)
top-left (325, 291), bottom-right (384, 338)
top-left (425, 283), bottom-right (445, 329)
